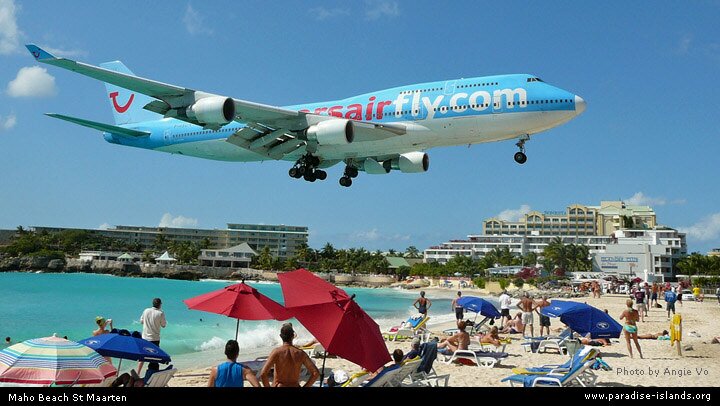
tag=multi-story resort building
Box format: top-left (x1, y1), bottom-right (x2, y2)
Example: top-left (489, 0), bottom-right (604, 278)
top-left (29, 223), bottom-right (308, 259)
top-left (424, 200), bottom-right (686, 281)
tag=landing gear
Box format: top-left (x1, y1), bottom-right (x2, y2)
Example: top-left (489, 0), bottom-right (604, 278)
top-left (339, 165), bottom-right (358, 187)
top-left (289, 153), bottom-right (326, 182)
top-left (514, 135), bottom-right (529, 164)
top-left (339, 176), bottom-right (352, 187)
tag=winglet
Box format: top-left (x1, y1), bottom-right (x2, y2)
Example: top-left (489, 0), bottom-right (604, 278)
top-left (26, 44), bottom-right (57, 61)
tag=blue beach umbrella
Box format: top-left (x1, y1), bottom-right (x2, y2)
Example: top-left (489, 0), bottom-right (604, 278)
top-left (540, 300), bottom-right (622, 338)
top-left (78, 329), bottom-right (171, 370)
top-left (457, 296), bottom-right (502, 319)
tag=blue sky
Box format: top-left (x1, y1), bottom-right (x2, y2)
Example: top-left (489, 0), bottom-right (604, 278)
top-left (0, 1), bottom-right (718, 253)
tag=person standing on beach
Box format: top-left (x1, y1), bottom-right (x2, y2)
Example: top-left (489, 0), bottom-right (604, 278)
top-left (260, 323), bottom-right (319, 387)
top-left (413, 291), bottom-right (432, 316)
top-left (451, 291), bottom-right (464, 322)
top-left (633, 288), bottom-right (646, 322)
top-left (536, 295), bottom-right (551, 337)
top-left (620, 299), bottom-right (643, 359)
top-left (664, 288), bottom-right (677, 320)
top-left (517, 293), bottom-right (537, 337)
top-left (138, 297), bottom-right (167, 374)
top-left (499, 289), bottom-right (512, 324)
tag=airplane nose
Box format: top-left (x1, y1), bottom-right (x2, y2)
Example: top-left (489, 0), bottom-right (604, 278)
top-left (574, 95), bottom-right (586, 114)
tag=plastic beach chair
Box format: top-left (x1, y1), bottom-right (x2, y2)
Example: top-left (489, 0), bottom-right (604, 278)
top-left (511, 346), bottom-right (599, 376)
top-left (501, 359), bottom-right (597, 387)
top-left (145, 368), bottom-right (177, 387)
top-left (440, 348), bottom-right (508, 368)
top-left (384, 314), bottom-right (430, 341)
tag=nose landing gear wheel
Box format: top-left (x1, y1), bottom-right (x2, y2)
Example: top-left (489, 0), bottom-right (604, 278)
top-left (514, 152), bottom-right (527, 164)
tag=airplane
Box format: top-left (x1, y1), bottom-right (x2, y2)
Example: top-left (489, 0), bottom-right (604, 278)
top-left (27, 44), bottom-right (585, 187)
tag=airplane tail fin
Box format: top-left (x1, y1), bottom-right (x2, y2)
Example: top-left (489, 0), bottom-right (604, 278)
top-left (98, 61), bottom-right (160, 125)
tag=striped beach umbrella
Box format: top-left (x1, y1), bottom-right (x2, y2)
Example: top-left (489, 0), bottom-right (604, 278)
top-left (0, 335), bottom-right (117, 385)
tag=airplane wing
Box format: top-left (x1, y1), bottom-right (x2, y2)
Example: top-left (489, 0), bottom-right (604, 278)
top-left (27, 45), bottom-right (405, 160)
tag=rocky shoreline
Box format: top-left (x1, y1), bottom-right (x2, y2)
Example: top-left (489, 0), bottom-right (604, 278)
top-left (0, 255), bottom-right (397, 287)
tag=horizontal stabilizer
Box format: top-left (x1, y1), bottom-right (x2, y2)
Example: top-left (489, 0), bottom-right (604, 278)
top-left (45, 113), bottom-right (150, 137)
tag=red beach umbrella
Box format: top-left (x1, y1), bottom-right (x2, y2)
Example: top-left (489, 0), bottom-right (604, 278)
top-left (278, 269), bottom-right (390, 378)
top-left (183, 282), bottom-right (291, 338)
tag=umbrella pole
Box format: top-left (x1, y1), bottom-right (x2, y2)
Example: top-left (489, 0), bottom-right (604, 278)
top-left (236, 319), bottom-right (240, 340)
top-left (117, 358), bottom-right (123, 373)
top-left (319, 351), bottom-right (328, 388)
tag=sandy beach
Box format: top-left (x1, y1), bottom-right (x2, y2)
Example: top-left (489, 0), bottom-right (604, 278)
top-left (170, 292), bottom-right (720, 387)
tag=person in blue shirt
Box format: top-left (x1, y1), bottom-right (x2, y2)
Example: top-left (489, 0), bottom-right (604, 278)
top-left (208, 340), bottom-right (259, 387)
top-left (664, 289), bottom-right (677, 320)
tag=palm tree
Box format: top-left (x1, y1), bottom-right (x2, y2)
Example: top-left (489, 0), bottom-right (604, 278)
top-left (405, 246), bottom-right (421, 259)
top-left (544, 237), bottom-right (569, 272)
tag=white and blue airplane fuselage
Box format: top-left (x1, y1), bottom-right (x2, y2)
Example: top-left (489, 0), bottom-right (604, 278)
top-left (28, 45), bottom-right (585, 187)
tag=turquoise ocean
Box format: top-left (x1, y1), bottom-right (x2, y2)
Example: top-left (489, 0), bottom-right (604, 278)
top-left (0, 273), bottom-right (457, 370)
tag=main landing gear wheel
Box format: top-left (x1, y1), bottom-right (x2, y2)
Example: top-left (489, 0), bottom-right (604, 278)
top-left (314, 170), bottom-right (327, 181)
top-left (339, 176), bottom-right (352, 187)
top-left (514, 152), bottom-right (527, 164)
top-left (288, 153), bottom-right (325, 182)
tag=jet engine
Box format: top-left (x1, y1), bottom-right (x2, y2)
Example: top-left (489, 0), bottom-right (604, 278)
top-left (358, 158), bottom-right (390, 174)
top-left (306, 119), bottom-right (354, 145)
top-left (390, 152), bottom-right (429, 173)
top-left (186, 96), bottom-right (235, 126)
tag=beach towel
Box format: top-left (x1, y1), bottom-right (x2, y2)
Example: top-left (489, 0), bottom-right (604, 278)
top-left (670, 314), bottom-right (682, 345)
top-left (417, 342), bottom-right (437, 374)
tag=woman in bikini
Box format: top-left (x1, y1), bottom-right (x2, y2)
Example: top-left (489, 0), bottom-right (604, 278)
top-left (620, 299), bottom-right (643, 358)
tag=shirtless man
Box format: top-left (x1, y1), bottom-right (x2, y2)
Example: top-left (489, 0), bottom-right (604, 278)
top-left (535, 295), bottom-right (551, 337)
top-left (437, 321), bottom-right (470, 354)
top-left (517, 293), bottom-right (537, 337)
top-left (260, 323), bottom-right (320, 387)
top-left (500, 312), bottom-right (525, 334)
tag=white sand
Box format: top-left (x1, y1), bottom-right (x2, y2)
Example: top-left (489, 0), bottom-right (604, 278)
top-left (170, 294), bottom-right (720, 387)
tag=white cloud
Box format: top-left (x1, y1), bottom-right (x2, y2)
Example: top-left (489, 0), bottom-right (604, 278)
top-left (677, 33), bottom-right (692, 54)
top-left (679, 213), bottom-right (720, 242)
top-left (0, 113), bottom-right (16, 130)
top-left (183, 4), bottom-right (213, 36)
top-left (625, 192), bottom-right (686, 206)
top-left (625, 192), bottom-right (666, 206)
top-left (0, 0), bottom-right (21, 55)
top-left (497, 204), bottom-right (531, 222)
top-left (309, 6), bottom-right (350, 20)
top-left (159, 213), bottom-right (198, 228)
top-left (350, 228), bottom-right (410, 243)
top-left (365, 0), bottom-right (399, 20)
top-left (97, 223), bottom-right (111, 230)
top-left (7, 66), bottom-right (57, 98)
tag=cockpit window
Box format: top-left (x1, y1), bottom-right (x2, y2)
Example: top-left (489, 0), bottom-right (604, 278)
top-left (526, 77), bottom-right (544, 82)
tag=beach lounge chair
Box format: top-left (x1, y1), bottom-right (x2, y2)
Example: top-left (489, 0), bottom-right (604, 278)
top-left (384, 314), bottom-right (430, 341)
top-left (526, 327), bottom-right (573, 354)
top-left (440, 348), bottom-right (508, 368)
top-left (501, 359), bottom-right (598, 387)
top-left (301, 343), bottom-right (327, 358)
top-left (145, 367), bottom-right (177, 387)
top-left (346, 359), bottom-right (421, 388)
top-left (511, 346), bottom-right (600, 376)
top-left (403, 342), bottom-right (450, 387)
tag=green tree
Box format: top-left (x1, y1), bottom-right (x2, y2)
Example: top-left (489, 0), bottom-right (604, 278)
top-left (404, 246), bottom-right (421, 259)
top-left (255, 247), bottom-right (273, 270)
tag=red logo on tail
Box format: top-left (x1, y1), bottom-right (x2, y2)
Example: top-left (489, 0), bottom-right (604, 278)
top-left (109, 91), bottom-right (134, 113)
